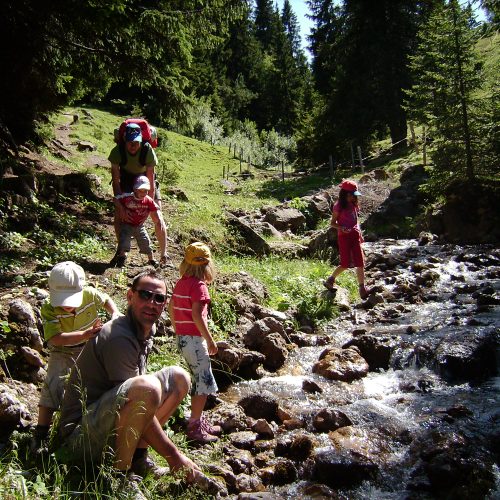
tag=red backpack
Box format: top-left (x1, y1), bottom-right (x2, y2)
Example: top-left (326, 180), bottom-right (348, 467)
top-left (114, 118), bottom-right (158, 167)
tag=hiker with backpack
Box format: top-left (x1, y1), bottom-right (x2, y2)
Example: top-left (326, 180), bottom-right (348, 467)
top-left (109, 120), bottom-right (168, 266)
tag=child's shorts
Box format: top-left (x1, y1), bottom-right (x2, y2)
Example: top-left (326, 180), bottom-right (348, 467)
top-left (119, 223), bottom-right (152, 254)
top-left (338, 230), bottom-right (364, 268)
top-left (39, 347), bottom-right (84, 409)
top-left (176, 335), bottom-right (218, 396)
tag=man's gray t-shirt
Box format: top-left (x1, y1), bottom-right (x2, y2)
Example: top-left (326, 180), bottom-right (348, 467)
top-left (59, 313), bottom-right (154, 435)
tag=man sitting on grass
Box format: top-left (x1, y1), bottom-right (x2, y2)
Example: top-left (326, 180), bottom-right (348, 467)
top-left (58, 270), bottom-right (211, 497)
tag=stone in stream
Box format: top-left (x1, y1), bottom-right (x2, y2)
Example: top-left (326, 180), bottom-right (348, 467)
top-left (343, 334), bottom-right (398, 371)
top-left (238, 392), bottom-right (279, 422)
top-left (312, 447), bottom-right (378, 488)
top-left (258, 457), bottom-right (297, 486)
top-left (302, 378), bottom-right (323, 394)
top-left (312, 409), bottom-right (352, 433)
top-left (312, 346), bottom-right (369, 382)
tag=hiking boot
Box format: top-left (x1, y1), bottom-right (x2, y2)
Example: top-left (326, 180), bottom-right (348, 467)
top-left (147, 259), bottom-right (158, 268)
top-left (115, 471), bottom-right (146, 500)
top-left (109, 248), bottom-right (121, 267)
top-left (116, 255), bottom-right (126, 268)
top-left (187, 418), bottom-right (218, 444)
top-left (359, 284), bottom-right (370, 300)
top-left (323, 275), bottom-right (336, 291)
top-left (29, 426), bottom-right (50, 455)
top-left (201, 416), bottom-right (222, 437)
top-left (131, 453), bottom-right (169, 479)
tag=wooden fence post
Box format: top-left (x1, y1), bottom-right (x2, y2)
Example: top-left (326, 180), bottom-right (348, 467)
top-left (422, 126), bottom-right (427, 167)
top-left (329, 154), bottom-right (334, 179)
top-left (357, 146), bottom-right (364, 174)
top-left (281, 161), bottom-right (285, 182)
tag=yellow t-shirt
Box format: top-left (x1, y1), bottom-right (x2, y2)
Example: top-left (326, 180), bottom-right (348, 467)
top-left (41, 287), bottom-right (109, 344)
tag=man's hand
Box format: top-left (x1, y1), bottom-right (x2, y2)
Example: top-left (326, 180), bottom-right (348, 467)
top-left (168, 452), bottom-right (202, 483)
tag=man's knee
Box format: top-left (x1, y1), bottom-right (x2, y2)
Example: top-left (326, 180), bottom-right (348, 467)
top-left (155, 366), bottom-right (191, 401)
top-left (125, 375), bottom-right (162, 409)
top-left (171, 366), bottom-right (191, 396)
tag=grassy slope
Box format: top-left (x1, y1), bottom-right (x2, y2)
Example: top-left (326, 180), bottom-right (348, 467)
top-left (47, 106), bottom-right (342, 314)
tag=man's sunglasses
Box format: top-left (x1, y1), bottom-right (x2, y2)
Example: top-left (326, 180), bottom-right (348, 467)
top-left (134, 289), bottom-right (167, 304)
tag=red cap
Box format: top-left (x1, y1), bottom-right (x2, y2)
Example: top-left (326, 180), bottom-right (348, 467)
top-left (339, 180), bottom-right (361, 195)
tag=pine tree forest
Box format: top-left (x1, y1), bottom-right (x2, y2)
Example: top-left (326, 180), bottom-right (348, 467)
top-left (1, 0), bottom-right (498, 187)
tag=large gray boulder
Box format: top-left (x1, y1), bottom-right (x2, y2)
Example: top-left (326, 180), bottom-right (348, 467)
top-left (263, 207), bottom-right (306, 233)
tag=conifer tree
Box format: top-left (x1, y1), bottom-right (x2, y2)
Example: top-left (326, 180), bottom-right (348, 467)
top-left (406, 0), bottom-right (484, 182)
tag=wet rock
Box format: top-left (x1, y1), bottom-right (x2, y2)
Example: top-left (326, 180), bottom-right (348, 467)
top-left (276, 433), bottom-right (316, 462)
top-left (204, 463), bottom-right (237, 493)
top-left (415, 270), bottom-right (440, 287)
top-left (409, 431), bottom-right (496, 498)
top-left (263, 207), bottom-right (306, 233)
top-left (277, 407), bottom-right (293, 423)
top-left (211, 402), bottom-right (248, 433)
top-left (252, 419), bottom-right (275, 439)
top-left (312, 447), bottom-right (378, 489)
top-left (258, 458), bottom-right (297, 485)
top-left (302, 379), bottom-right (323, 394)
top-left (259, 333), bottom-right (289, 370)
top-left (418, 232), bottom-right (436, 246)
top-left (361, 292), bottom-right (385, 309)
top-left (435, 329), bottom-right (498, 381)
top-left (282, 418), bottom-right (305, 430)
top-left (235, 473), bottom-right (265, 493)
top-left (239, 392), bottom-right (279, 422)
top-left (244, 321), bottom-right (289, 371)
top-left (312, 409), bottom-right (352, 433)
top-left (237, 494), bottom-right (278, 500)
top-left (329, 286), bottom-right (351, 311)
top-left (8, 298), bottom-right (37, 327)
top-left (225, 448), bottom-right (255, 473)
top-left (312, 347), bottom-right (369, 382)
top-left (301, 483), bottom-right (337, 498)
top-left (343, 334), bottom-right (398, 371)
top-left (213, 342), bottom-right (265, 383)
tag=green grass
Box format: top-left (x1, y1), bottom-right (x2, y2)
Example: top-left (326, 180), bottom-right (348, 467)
top-left (218, 255), bottom-right (358, 325)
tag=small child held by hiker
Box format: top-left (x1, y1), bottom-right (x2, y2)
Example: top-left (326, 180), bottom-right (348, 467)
top-left (168, 242), bottom-right (222, 444)
top-left (114, 175), bottom-right (168, 268)
top-left (34, 261), bottom-right (120, 450)
top-left (324, 179), bottom-right (370, 299)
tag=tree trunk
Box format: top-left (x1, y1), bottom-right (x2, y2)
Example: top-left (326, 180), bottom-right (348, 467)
top-left (452, 2), bottom-right (474, 181)
top-left (388, 113), bottom-right (408, 150)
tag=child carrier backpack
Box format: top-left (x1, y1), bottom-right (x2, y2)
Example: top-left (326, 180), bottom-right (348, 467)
top-left (114, 118), bottom-right (158, 167)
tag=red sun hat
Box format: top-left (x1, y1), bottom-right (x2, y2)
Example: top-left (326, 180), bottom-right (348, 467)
top-left (339, 179), bottom-right (362, 196)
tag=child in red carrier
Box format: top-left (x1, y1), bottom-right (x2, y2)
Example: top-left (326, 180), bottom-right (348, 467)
top-left (324, 179), bottom-right (370, 299)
